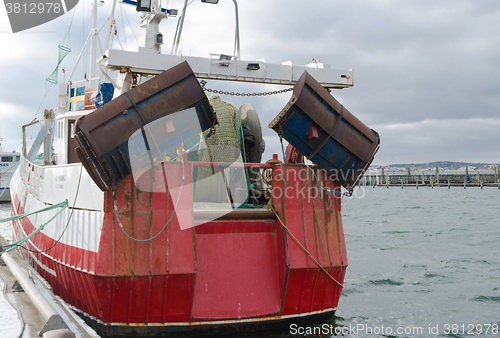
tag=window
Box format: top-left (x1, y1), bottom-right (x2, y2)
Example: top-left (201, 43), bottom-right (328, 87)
top-left (58, 121), bottom-right (63, 139)
top-left (1, 156), bottom-right (13, 162)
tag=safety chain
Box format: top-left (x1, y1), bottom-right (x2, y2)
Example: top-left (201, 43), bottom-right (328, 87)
top-left (205, 87), bottom-right (293, 97)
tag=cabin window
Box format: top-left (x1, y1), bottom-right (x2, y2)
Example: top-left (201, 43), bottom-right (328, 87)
top-left (15, 156), bottom-right (20, 162)
top-left (2, 156), bottom-right (13, 162)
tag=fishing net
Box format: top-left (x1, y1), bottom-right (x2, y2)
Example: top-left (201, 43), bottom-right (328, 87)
top-left (46, 45), bottom-right (71, 84)
top-left (201, 92), bottom-right (244, 162)
top-left (194, 92), bottom-right (248, 204)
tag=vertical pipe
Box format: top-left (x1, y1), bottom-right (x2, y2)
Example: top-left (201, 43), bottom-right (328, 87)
top-left (232, 0), bottom-right (240, 60)
top-left (89, 0), bottom-right (98, 88)
top-left (104, 0), bottom-right (118, 51)
top-left (173, 0), bottom-right (190, 56)
top-left (100, 0), bottom-right (118, 84)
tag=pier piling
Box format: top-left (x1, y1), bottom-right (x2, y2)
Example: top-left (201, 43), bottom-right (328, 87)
top-left (362, 169), bottom-right (498, 189)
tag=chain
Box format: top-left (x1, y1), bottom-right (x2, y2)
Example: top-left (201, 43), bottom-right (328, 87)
top-left (205, 87), bottom-right (293, 97)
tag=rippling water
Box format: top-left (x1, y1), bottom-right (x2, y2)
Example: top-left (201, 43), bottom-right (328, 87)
top-left (1, 186), bottom-right (499, 337)
top-left (335, 186), bottom-right (500, 337)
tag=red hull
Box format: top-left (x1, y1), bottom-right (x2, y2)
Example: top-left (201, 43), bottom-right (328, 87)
top-left (11, 164), bottom-right (347, 336)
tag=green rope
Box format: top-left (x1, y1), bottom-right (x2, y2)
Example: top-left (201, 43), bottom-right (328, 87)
top-left (0, 200), bottom-right (68, 255)
top-left (0, 200), bottom-right (68, 223)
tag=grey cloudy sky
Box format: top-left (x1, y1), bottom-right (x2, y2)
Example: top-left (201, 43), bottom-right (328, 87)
top-left (1, 0), bottom-right (499, 165)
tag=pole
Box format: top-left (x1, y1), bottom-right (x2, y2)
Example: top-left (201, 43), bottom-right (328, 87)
top-left (173, 0), bottom-right (189, 56)
top-left (89, 0), bottom-right (98, 88)
top-left (104, 0), bottom-right (118, 53)
top-left (232, 0), bottom-right (240, 60)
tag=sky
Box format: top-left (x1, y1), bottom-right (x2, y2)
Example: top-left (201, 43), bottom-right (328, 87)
top-left (0, 0), bottom-right (499, 166)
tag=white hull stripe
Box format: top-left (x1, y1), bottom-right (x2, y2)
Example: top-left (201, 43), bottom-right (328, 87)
top-left (28, 250), bottom-right (57, 277)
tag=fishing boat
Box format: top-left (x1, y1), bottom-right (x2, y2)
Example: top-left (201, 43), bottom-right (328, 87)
top-left (9, 1), bottom-right (379, 336)
top-left (0, 139), bottom-right (20, 203)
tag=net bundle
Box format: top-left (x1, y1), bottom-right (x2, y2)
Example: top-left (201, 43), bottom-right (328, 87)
top-left (46, 45), bottom-right (71, 84)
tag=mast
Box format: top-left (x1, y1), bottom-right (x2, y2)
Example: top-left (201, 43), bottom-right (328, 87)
top-left (232, 0), bottom-right (240, 60)
top-left (89, 0), bottom-right (99, 88)
top-left (172, 0), bottom-right (188, 55)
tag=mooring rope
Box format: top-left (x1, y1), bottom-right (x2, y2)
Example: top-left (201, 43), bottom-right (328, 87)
top-left (269, 200), bottom-right (344, 288)
top-left (16, 166), bottom-right (83, 254)
top-left (0, 200), bottom-right (68, 256)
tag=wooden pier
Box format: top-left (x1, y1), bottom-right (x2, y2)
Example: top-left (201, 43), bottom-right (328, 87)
top-left (361, 166), bottom-right (500, 188)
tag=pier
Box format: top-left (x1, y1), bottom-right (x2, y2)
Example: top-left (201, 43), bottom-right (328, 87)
top-left (361, 166), bottom-right (500, 188)
top-left (0, 235), bottom-right (98, 338)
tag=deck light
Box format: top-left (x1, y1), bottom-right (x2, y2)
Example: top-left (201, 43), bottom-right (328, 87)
top-left (136, 0), bottom-right (151, 12)
top-left (219, 54), bottom-right (232, 67)
top-left (201, 0), bottom-right (219, 4)
top-left (156, 33), bottom-right (163, 44)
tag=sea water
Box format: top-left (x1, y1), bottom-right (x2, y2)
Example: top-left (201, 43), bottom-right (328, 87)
top-left (333, 186), bottom-right (500, 337)
top-left (1, 186), bottom-right (499, 337)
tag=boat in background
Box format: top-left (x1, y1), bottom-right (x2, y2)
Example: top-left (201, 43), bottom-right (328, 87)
top-left (0, 139), bottom-right (20, 202)
top-left (9, 0), bottom-right (378, 336)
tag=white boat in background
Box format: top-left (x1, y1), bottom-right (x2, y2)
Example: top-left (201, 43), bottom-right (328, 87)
top-left (0, 139), bottom-right (20, 202)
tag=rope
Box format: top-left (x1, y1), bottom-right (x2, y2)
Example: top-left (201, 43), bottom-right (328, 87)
top-left (0, 200), bottom-right (68, 224)
top-left (270, 205), bottom-right (344, 288)
top-left (262, 158), bottom-right (282, 188)
top-left (113, 160), bottom-right (185, 242)
top-left (0, 200), bottom-right (69, 255)
top-left (14, 166), bottom-right (83, 254)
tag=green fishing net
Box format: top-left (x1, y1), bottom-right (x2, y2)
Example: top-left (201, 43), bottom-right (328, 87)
top-left (46, 45), bottom-right (71, 84)
top-left (194, 92), bottom-right (248, 204)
